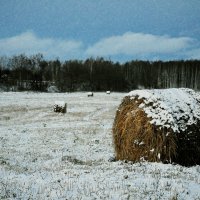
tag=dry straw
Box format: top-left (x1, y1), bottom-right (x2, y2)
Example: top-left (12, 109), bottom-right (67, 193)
top-left (54, 101), bottom-right (67, 113)
top-left (112, 92), bottom-right (200, 166)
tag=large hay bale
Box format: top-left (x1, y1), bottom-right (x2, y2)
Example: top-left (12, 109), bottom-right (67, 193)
top-left (54, 101), bottom-right (67, 113)
top-left (87, 92), bottom-right (93, 97)
top-left (106, 91), bottom-right (111, 94)
top-left (113, 88), bottom-right (200, 166)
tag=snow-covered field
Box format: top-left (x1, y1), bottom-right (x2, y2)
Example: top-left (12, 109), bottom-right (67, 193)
top-left (0, 92), bottom-right (200, 200)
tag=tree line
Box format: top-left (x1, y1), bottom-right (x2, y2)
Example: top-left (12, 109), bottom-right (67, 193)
top-left (0, 54), bottom-right (200, 92)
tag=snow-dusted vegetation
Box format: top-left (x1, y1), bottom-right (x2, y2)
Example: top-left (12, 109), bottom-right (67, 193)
top-left (113, 88), bottom-right (200, 166)
top-left (0, 92), bottom-right (200, 199)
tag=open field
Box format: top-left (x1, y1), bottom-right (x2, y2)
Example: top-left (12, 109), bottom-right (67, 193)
top-left (0, 92), bottom-right (200, 199)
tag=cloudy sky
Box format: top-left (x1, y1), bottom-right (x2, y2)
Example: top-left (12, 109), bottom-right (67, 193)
top-left (0, 0), bottom-right (200, 62)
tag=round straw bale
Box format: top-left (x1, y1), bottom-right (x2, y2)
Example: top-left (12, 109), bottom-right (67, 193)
top-left (87, 92), bottom-right (93, 97)
top-left (112, 88), bottom-right (200, 166)
top-left (106, 91), bottom-right (111, 94)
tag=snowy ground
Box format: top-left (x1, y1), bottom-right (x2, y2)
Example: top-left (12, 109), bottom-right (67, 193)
top-left (0, 92), bottom-right (200, 200)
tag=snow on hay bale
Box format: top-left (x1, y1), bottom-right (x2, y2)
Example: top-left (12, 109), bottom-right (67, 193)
top-left (87, 92), bottom-right (93, 97)
top-left (54, 101), bottom-right (67, 113)
top-left (112, 88), bottom-right (200, 166)
top-left (106, 91), bottom-right (111, 94)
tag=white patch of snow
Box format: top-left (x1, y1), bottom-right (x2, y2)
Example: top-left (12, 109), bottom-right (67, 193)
top-left (127, 88), bottom-right (200, 132)
top-left (150, 148), bottom-right (155, 152)
top-left (0, 92), bottom-right (199, 199)
top-left (87, 92), bottom-right (93, 95)
top-left (139, 141), bottom-right (145, 145)
top-left (54, 101), bottom-right (66, 107)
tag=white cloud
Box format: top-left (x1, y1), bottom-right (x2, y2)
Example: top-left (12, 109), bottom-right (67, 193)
top-left (0, 31), bottom-right (83, 59)
top-left (85, 32), bottom-right (193, 57)
top-left (0, 31), bottom-right (198, 61)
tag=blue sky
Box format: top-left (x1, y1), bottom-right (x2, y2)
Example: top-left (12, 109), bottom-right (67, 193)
top-left (0, 0), bottom-right (200, 62)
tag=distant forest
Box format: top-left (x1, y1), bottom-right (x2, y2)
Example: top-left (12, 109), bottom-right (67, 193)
top-left (0, 54), bottom-right (200, 92)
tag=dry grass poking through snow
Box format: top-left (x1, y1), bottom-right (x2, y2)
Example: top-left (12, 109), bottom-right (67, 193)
top-left (0, 92), bottom-right (200, 199)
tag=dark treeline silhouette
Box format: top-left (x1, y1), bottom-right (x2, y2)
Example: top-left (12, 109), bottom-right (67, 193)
top-left (0, 54), bottom-right (200, 92)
